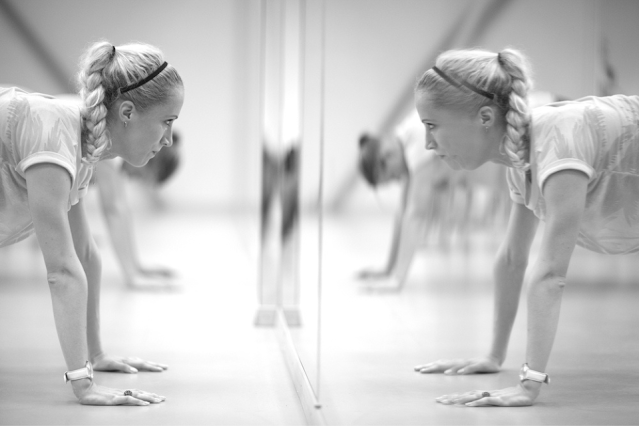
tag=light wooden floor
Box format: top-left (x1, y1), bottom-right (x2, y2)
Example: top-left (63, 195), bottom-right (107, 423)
top-left (317, 214), bottom-right (639, 425)
top-left (2, 202), bottom-right (639, 425)
top-left (0, 205), bottom-right (305, 425)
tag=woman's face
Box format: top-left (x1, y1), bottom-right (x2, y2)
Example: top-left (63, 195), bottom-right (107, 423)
top-left (415, 92), bottom-right (490, 171)
top-left (113, 87), bottom-right (185, 167)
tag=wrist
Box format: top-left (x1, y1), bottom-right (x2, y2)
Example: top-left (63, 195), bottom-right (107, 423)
top-left (487, 352), bottom-right (505, 366)
top-left (519, 380), bottom-right (542, 396)
top-left (89, 351), bottom-right (105, 364)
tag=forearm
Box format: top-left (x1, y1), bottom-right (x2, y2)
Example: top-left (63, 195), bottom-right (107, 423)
top-left (489, 256), bottom-right (527, 364)
top-left (82, 249), bottom-right (104, 361)
top-left (389, 214), bottom-right (423, 282)
top-left (383, 214), bottom-right (402, 272)
top-left (525, 273), bottom-right (565, 372)
top-left (47, 265), bottom-right (89, 370)
top-left (103, 206), bottom-right (141, 278)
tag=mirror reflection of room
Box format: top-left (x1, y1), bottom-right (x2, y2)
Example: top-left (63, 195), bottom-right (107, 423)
top-left (2, 0), bottom-right (639, 425)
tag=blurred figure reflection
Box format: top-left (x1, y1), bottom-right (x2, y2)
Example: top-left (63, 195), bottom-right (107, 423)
top-left (357, 110), bottom-right (508, 291)
top-left (93, 130), bottom-right (181, 290)
top-left (356, 92), bottom-right (565, 291)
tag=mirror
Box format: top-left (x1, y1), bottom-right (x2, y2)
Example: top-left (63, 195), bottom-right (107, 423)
top-left (256, 0), bottom-right (325, 416)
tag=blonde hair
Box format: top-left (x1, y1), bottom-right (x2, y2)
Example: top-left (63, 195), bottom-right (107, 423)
top-left (415, 48), bottom-right (533, 171)
top-left (77, 41), bottom-right (183, 165)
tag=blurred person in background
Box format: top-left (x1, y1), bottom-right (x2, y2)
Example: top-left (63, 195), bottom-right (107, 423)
top-left (356, 92), bottom-right (563, 292)
top-left (94, 130), bottom-right (181, 290)
top-left (356, 110), bottom-right (508, 291)
top-left (412, 47), bottom-right (639, 407)
top-left (0, 40), bottom-right (183, 405)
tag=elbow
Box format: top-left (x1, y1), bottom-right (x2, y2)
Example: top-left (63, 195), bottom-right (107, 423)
top-left (534, 271), bottom-right (567, 292)
top-left (46, 267), bottom-right (87, 291)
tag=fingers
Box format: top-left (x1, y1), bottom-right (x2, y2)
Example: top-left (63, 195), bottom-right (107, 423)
top-left (113, 395), bottom-right (151, 406)
top-left (465, 396), bottom-right (501, 407)
top-left (120, 389), bottom-right (166, 404)
top-left (123, 357), bottom-right (168, 372)
top-left (414, 359), bottom-right (460, 374)
top-left (436, 390), bottom-right (501, 406)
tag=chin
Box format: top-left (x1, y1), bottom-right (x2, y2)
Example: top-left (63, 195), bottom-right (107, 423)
top-left (124, 157), bottom-right (149, 168)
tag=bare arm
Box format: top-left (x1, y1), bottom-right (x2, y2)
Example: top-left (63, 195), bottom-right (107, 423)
top-left (438, 169), bottom-right (588, 407)
top-left (416, 199), bottom-right (539, 375)
top-left (95, 161), bottom-right (174, 287)
top-left (94, 161), bottom-right (140, 280)
top-left (26, 164), bottom-right (92, 397)
top-left (522, 169), bottom-right (587, 391)
top-left (67, 194), bottom-right (104, 363)
top-left (489, 201), bottom-right (539, 365)
top-left (27, 163), bottom-right (165, 405)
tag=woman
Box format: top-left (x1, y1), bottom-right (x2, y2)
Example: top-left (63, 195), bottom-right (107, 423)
top-left (411, 47), bottom-right (639, 406)
top-left (0, 40), bottom-right (183, 405)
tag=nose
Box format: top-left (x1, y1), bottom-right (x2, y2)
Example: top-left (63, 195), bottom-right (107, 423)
top-left (425, 131), bottom-right (437, 150)
top-left (162, 130), bottom-right (174, 148)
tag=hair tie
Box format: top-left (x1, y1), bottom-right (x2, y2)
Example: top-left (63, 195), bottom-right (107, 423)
top-left (110, 45), bottom-right (116, 60)
top-left (432, 66), bottom-right (495, 101)
top-left (120, 61), bottom-right (168, 94)
top-left (497, 52), bottom-right (504, 66)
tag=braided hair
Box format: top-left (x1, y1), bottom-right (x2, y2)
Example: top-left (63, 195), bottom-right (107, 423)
top-left (415, 48), bottom-right (533, 171)
top-left (77, 41), bottom-right (183, 165)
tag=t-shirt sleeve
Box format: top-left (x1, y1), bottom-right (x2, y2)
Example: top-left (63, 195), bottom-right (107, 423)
top-left (532, 105), bottom-right (598, 191)
top-left (12, 96), bottom-right (79, 185)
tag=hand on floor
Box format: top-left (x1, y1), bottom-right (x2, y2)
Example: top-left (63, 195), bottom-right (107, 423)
top-left (356, 267), bottom-right (389, 280)
top-left (138, 265), bottom-right (177, 278)
top-left (92, 354), bottom-right (168, 373)
top-left (74, 382), bottom-right (165, 406)
top-left (126, 268), bottom-right (180, 291)
top-left (358, 274), bottom-right (403, 292)
top-left (414, 355), bottom-right (501, 375)
top-left (435, 383), bottom-right (539, 407)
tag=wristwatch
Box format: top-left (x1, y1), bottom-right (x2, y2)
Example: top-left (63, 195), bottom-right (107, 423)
top-left (64, 361), bottom-right (93, 383)
top-left (519, 363), bottom-right (550, 384)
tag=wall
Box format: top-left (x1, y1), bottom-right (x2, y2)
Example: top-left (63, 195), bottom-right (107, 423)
top-left (1, 0), bottom-right (637, 211)
top-left (320, 0), bottom-right (639, 211)
top-left (0, 0), bottom-right (262, 211)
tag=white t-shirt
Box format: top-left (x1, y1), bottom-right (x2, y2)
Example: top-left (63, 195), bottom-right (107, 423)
top-left (507, 95), bottom-right (639, 254)
top-left (0, 87), bottom-right (94, 247)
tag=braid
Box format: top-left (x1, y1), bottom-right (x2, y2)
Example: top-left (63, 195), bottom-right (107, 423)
top-left (78, 42), bottom-right (114, 165)
top-left (77, 40), bottom-right (183, 165)
top-left (415, 47), bottom-right (534, 172)
top-left (497, 49), bottom-right (533, 172)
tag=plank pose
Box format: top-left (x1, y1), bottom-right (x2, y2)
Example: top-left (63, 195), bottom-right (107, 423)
top-left (0, 41), bottom-right (183, 405)
top-left (412, 47), bottom-right (639, 406)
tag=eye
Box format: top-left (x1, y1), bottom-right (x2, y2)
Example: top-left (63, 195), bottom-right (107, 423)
top-left (425, 123), bottom-right (435, 130)
top-left (164, 119), bottom-right (174, 126)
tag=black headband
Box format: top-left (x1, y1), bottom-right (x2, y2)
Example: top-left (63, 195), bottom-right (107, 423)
top-left (120, 61), bottom-right (169, 94)
top-left (432, 66), bottom-right (496, 101)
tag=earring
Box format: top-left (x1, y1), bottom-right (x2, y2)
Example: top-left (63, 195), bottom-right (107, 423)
top-left (484, 125), bottom-right (489, 132)
top-left (124, 121), bottom-right (128, 128)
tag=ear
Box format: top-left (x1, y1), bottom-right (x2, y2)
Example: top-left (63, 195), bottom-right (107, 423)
top-left (477, 105), bottom-right (497, 127)
top-left (117, 100), bottom-right (136, 122)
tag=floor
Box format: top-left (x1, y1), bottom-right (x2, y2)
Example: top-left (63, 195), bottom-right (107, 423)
top-left (0, 200), bottom-right (305, 425)
top-left (315, 213), bottom-right (639, 425)
top-left (2, 198), bottom-right (639, 425)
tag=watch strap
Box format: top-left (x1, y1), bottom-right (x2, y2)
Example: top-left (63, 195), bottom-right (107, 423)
top-left (64, 361), bottom-right (93, 383)
top-left (520, 363), bottom-right (550, 384)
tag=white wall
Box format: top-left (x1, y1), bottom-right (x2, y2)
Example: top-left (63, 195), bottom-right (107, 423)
top-left (320, 0), bottom-right (639, 212)
top-left (0, 0), bottom-right (262, 211)
top-left (1, 0), bottom-right (637, 212)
